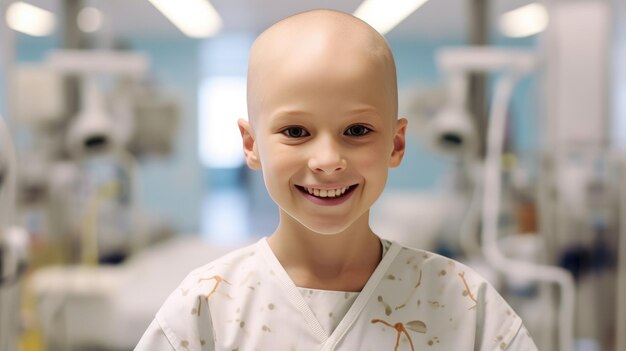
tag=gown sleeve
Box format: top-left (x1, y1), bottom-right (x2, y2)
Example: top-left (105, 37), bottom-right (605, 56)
top-left (476, 281), bottom-right (539, 351)
top-left (134, 269), bottom-right (217, 351)
top-left (134, 319), bottom-right (176, 351)
top-left (503, 324), bottom-right (538, 351)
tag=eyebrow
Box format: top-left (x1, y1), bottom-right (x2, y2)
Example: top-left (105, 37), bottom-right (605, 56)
top-left (346, 106), bottom-right (383, 118)
top-left (268, 109), bottom-right (312, 124)
top-left (265, 105), bottom-right (386, 130)
top-left (271, 106), bottom-right (382, 119)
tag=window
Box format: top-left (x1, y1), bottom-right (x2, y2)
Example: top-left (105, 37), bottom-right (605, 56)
top-left (198, 76), bottom-right (247, 168)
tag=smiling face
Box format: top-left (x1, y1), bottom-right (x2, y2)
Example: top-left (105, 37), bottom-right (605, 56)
top-left (239, 10), bottom-right (407, 236)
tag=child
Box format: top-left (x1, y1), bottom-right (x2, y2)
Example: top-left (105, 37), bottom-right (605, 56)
top-left (136, 9), bottom-right (537, 351)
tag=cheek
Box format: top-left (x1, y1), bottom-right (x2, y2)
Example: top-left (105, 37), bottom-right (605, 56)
top-left (354, 144), bottom-right (391, 169)
top-left (260, 144), bottom-right (300, 170)
top-left (353, 144), bottom-right (391, 192)
top-left (258, 144), bottom-right (300, 189)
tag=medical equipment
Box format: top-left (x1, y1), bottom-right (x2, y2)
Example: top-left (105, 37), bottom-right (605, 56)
top-left (67, 75), bottom-right (120, 158)
top-left (435, 47), bottom-right (575, 351)
top-left (43, 50), bottom-right (153, 264)
top-left (14, 49), bottom-right (180, 350)
top-left (0, 114), bottom-right (30, 351)
top-left (45, 50), bottom-right (148, 157)
top-left (422, 72), bottom-right (479, 159)
top-left (11, 50), bottom-right (180, 265)
top-left (537, 2), bottom-right (621, 349)
top-left (61, 63), bottom-right (134, 264)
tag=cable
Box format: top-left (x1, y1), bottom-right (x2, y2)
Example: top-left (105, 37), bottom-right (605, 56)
top-left (458, 164), bottom-right (483, 257)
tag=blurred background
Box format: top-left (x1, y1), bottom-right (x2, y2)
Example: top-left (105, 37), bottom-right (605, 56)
top-left (0, 0), bottom-right (625, 350)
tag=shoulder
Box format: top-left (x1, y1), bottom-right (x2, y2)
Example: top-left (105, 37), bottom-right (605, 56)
top-left (152, 240), bottom-right (265, 349)
top-left (164, 240), bottom-right (263, 305)
top-left (388, 241), bottom-right (488, 287)
top-left (184, 240), bottom-right (262, 282)
top-left (383, 241), bottom-right (528, 350)
top-left (390, 242), bottom-right (513, 310)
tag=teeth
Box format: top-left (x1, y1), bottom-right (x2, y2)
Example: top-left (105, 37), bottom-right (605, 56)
top-left (304, 186), bottom-right (349, 198)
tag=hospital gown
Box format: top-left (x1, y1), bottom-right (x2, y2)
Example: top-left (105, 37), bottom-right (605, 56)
top-left (136, 237), bottom-right (538, 350)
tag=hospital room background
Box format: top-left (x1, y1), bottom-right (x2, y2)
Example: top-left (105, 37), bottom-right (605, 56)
top-left (0, 0), bottom-right (625, 350)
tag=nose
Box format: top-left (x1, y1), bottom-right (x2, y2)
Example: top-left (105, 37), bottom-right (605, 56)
top-left (308, 136), bottom-right (347, 174)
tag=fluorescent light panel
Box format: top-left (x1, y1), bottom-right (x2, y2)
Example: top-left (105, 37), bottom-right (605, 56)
top-left (499, 3), bottom-right (548, 38)
top-left (6, 1), bottom-right (56, 37)
top-left (147, 0), bottom-right (222, 38)
top-left (354, 0), bottom-right (430, 35)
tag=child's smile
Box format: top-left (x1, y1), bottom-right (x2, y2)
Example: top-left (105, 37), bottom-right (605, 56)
top-left (295, 184), bottom-right (359, 206)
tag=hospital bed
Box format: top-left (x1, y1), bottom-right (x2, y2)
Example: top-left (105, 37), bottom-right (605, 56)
top-left (29, 235), bottom-right (242, 351)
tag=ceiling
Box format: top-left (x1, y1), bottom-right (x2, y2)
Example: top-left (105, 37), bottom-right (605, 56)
top-left (25, 0), bottom-right (534, 41)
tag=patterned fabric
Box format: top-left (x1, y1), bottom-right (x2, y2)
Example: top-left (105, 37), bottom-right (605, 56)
top-left (297, 288), bottom-right (359, 336)
top-left (135, 238), bottom-right (538, 351)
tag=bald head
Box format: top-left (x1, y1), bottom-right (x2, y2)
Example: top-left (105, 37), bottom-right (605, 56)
top-left (246, 9), bottom-right (398, 125)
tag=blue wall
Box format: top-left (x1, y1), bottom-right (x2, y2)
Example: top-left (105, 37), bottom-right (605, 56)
top-left (127, 38), bottom-right (203, 234)
top-left (388, 38), bottom-right (461, 190)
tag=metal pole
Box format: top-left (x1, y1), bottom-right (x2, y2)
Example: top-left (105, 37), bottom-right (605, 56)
top-left (62, 0), bottom-right (85, 119)
top-left (468, 0), bottom-right (489, 157)
top-left (616, 0), bottom-right (626, 347)
top-left (1, 0), bottom-right (17, 127)
top-left (618, 155), bottom-right (626, 351)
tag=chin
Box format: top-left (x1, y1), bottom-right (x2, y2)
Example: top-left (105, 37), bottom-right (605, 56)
top-left (298, 218), bottom-right (357, 236)
top-left (279, 206), bottom-right (370, 236)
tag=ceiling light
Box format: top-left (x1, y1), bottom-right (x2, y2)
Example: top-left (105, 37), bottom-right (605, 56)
top-left (353, 0), bottom-right (430, 35)
top-left (147, 0), bottom-right (222, 38)
top-left (6, 1), bottom-right (55, 37)
top-left (77, 7), bottom-right (103, 33)
top-left (499, 3), bottom-right (548, 38)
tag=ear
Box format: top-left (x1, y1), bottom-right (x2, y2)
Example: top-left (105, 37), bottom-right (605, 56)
top-left (389, 118), bottom-right (408, 168)
top-left (238, 118), bottom-right (261, 170)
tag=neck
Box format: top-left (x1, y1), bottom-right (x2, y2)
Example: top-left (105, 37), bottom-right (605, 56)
top-left (268, 211), bottom-right (382, 291)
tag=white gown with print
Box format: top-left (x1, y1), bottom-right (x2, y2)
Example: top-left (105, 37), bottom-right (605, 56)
top-left (135, 238), bottom-right (538, 351)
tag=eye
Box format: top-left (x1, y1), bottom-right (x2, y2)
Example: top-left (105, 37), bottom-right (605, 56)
top-left (281, 127), bottom-right (310, 138)
top-left (345, 124), bottom-right (371, 137)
